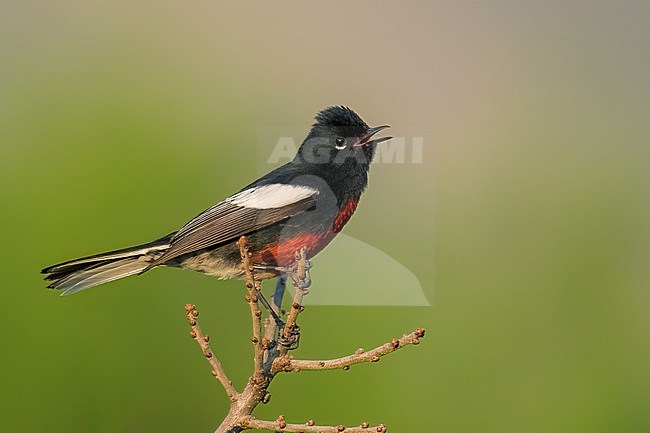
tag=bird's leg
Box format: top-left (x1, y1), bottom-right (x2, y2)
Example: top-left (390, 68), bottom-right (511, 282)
top-left (255, 288), bottom-right (285, 329)
top-left (273, 274), bottom-right (288, 309)
top-left (254, 261), bottom-right (312, 350)
top-left (260, 275), bottom-right (300, 349)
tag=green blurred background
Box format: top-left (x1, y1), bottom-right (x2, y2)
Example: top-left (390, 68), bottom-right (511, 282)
top-left (1, 1), bottom-right (649, 432)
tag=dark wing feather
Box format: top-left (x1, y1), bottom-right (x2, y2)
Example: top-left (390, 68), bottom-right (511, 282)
top-left (146, 193), bottom-right (316, 268)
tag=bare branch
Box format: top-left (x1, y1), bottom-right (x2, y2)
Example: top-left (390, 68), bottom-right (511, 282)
top-left (185, 304), bottom-right (239, 401)
top-left (279, 248), bottom-right (308, 356)
top-left (181, 238), bottom-right (425, 432)
top-left (241, 416), bottom-right (386, 433)
top-left (274, 328), bottom-right (425, 373)
top-left (238, 237), bottom-right (264, 380)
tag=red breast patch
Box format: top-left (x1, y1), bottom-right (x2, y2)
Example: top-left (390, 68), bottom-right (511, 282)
top-left (333, 199), bottom-right (359, 233)
top-left (254, 233), bottom-right (331, 267)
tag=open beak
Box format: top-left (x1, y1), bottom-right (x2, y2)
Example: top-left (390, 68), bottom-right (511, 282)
top-left (355, 125), bottom-right (392, 147)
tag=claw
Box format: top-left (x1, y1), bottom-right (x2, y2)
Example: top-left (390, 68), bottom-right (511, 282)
top-left (278, 325), bottom-right (301, 350)
top-left (290, 271), bottom-right (311, 292)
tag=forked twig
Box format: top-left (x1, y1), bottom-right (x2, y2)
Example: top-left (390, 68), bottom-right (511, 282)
top-left (184, 236), bottom-right (425, 433)
top-left (273, 328), bottom-right (426, 374)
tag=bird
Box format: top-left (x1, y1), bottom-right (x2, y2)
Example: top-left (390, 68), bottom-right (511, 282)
top-left (42, 106), bottom-right (391, 296)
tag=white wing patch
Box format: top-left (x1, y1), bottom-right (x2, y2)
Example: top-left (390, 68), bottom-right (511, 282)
top-left (227, 184), bottom-right (319, 209)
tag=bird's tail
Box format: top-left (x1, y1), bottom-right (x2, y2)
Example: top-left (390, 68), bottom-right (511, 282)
top-left (41, 233), bottom-right (174, 296)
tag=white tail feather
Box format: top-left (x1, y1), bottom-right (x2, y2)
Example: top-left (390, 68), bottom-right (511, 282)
top-left (59, 257), bottom-right (151, 296)
top-left (46, 244), bottom-right (169, 274)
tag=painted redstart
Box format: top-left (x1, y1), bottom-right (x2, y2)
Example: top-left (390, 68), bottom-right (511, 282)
top-left (42, 106), bottom-right (391, 296)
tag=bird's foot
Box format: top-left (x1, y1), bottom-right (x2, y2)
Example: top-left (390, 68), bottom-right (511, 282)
top-left (253, 261), bottom-right (313, 292)
top-left (278, 324), bottom-right (301, 350)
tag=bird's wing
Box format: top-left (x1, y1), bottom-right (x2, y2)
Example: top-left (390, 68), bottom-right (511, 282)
top-left (146, 184), bottom-right (319, 267)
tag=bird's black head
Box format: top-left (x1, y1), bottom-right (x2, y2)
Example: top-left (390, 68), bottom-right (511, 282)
top-left (295, 106), bottom-right (391, 168)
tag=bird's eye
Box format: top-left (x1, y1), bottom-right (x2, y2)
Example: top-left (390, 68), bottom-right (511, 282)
top-left (334, 137), bottom-right (346, 149)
